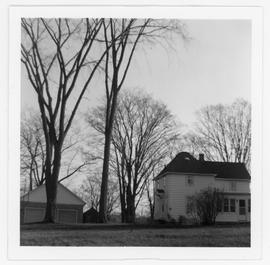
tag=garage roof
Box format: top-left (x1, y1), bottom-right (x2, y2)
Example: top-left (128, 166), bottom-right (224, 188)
top-left (21, 183), bottom-right (85, 205)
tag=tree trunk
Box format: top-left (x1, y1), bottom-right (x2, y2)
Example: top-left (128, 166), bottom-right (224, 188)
top-left (127, 200), bottom-right (135, 223)
top-left (29, 168), bottom-right (33, 191)
top-left (99, 133), bottom-right (112, 223)
top-left (126, 192), bottom-right (136, 223)
top-left (150, 204), bottom-right (154, 220)
top-left (121, 209), bottom-right (126, 223)
top-left (118, 174), bottom-right (126, 223)
top-left (120, 193), bottom-right (127, 223)
top-left (99, 89), bottom-right (119, 223)
top-left (44, 174), bottom-right (58, 223)
top-left (147, 188), bottom-right (154, 221)
top-left (43, 146), bottom-right (62, 223)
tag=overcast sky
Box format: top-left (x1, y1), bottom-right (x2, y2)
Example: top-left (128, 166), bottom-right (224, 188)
top-left (21, 19), bottom-right (251, 128)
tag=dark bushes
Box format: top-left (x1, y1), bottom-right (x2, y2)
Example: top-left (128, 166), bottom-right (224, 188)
top-left (186, 187), bottom-right (224, 225)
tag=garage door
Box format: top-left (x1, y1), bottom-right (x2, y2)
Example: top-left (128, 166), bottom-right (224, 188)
top-left (24, 207), bottom-right (45, 223)
top-left (57, 209), bottom-right (77, 223)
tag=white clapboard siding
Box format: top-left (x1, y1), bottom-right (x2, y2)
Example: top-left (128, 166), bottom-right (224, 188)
top-left (154, 177), bottom-right (167, 220)
top-left (157, 174), bottom-right (251, 221)
top-left (215, 178), bottom-right (250, 193)
top-left (166, 174), bottom-right (216, 220)
top-left (216, 212), bottom-right (239, 222)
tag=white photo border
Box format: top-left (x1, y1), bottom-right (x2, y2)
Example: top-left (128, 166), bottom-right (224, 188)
top-left (8, 4), bottom-right (263, 261)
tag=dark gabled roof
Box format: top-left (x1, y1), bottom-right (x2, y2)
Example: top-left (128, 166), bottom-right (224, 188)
top-left (156, 152), bottom-right (251, 180)
top-left (84, 207), bottom-right (98, 215)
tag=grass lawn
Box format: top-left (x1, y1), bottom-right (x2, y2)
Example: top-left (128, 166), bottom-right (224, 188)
top-left (20, 223), bottom-right (250, 247)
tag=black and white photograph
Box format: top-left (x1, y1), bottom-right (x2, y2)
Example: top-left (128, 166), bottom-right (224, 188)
top-left (19, 16), bottom-right (252, 246)
top-left (3, 2), bottom-right (267, 263)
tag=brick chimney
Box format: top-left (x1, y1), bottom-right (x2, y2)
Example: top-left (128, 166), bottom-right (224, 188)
top-left (199, 153), bottom-right (204, 161)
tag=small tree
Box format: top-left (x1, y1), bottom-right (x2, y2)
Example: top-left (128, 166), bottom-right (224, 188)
top-left (186, 187), bottom-right (224, 225)
top-left (75, 172), bottom-right (119, 219)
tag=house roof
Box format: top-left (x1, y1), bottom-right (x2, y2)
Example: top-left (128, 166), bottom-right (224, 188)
top-left (155, 152), bottom-right (251, 180)
top-left (21, 183), bottom-right (86, 205)
top-left (84, 207), bottom-right (98, 215)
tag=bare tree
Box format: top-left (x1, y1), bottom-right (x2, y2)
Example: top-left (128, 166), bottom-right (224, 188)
top-left (75, 172), bottom-right (119, 218)
top-left (20, 110), bottom-right (87, 194)
top-left (98, 18), bottom-right (187, 222)
top-left (21, 111), bottom-right (46, 191)
top-left (185, 99), bottom-right (251, 170)
top-left (88, 89), bottom-right (181, 223)
top-left (21, 18), bottom-right (109, 222)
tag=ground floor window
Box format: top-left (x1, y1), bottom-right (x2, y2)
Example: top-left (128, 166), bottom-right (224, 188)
top-left (222, 198), bottom-right (236, 213)
top-left (230, 199), bottom-right (236, 212)
top-left (223, 198), bottom-right (229, 212)
top-left (221, 198), bottom-right (250, 215)
top-left (217, 199), bottom-right (222, 212)
top-left (239, 199), bottom-right (246, 215)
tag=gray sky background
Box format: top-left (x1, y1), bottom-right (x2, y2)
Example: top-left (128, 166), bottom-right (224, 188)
top-left (21, 19), bottom-right (251, 128)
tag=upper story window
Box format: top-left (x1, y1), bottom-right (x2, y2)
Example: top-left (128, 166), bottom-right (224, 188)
top-left (186, 176), bottom-right (194, 186)
top-left (230, 181), bottom-right (237, 191)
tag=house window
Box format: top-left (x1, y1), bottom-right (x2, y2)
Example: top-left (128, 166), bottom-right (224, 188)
top-left (224, 198), bottom-right (229, 212)
top-left (239, 200), bottom-right (246, 215)
top-left (186, 176), bottom-right (194, 186)
top-left (230, 181), bottom-right (237, 191)
top-left (217, 199), bottom-right (222, 212)
top-left (230, 199), bottom-right (236, 212)
top-left (248, 199), bottom-right (251, 213)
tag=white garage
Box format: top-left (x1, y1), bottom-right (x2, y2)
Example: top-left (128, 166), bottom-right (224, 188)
top-left (57, 209), bottom-right (77, 223)
top-left (21, 183), bottom-right (85, 224)
top-left (23, 207), bottom-right (46, 223)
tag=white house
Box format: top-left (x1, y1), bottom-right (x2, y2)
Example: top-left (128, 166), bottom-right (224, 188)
top-left (154, 152), bottom-right (251, 223)
top-left (21, 183), bottom-right (85, 224)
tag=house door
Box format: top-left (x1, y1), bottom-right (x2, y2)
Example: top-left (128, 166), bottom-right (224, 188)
top-left (238, 199), bottom-right (247, 221)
